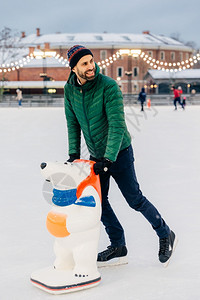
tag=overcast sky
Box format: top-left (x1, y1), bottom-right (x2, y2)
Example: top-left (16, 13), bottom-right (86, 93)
top-left (1, 0), bottom-right (199, 48)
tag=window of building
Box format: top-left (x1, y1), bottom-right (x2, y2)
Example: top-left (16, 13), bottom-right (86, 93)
top-left (133, 67), bottom-right (139, 77)
top-left (185, 53), bottom-right (189, 60)
top-left (179, 52), bottom-right (183, 61)
top-left (148, 51), bottom-right (153, 58)
top-left (133, 84), bottom-right (138, 92)
top-left (95, 35), bottom-right (103, 41)
top-left (100, 50), bottom-right (107, 60)
top-left (122, 36), bottom-right (131, 41)
top-left (171, 52), bottom-right (175, 60)
top-left (101, 67), bottom-right (107, 75)
top-left (117, 67), bottom-right (123, 77)
top-left (160, 51), bottom-right (165, 60)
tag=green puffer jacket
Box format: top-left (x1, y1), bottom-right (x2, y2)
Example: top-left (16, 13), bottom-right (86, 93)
top-left (64, 63), bottom-right (131, 162)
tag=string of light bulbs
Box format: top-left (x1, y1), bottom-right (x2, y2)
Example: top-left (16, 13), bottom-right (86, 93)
top-left (0, 52), bottom-right (69, 73)
top-left (1, 49), bottom-right (200, 73)
top-left (97, 52), bottom-right (121, 69)
top-left (54, 52), bottom-right (122, 68)
top-left (0, 55), bottom-right (35, 73)
top-left (54, 53), bottom-right (69, 66)
top-left (0, 51), bottom-right (121, 73)
top-left (140, 51), bottom-right (200, 72)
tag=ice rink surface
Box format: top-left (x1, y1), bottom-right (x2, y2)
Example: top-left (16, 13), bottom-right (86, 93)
top-left (0, 105), bottom-right (199, 300)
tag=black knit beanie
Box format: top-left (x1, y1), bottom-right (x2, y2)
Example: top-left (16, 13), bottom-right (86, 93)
top-left (67, 45), bottom-right (93, 69)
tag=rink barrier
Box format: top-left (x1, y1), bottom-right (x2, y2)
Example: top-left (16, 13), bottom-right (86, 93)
top-left (0, 94), bottom-right (200, 107)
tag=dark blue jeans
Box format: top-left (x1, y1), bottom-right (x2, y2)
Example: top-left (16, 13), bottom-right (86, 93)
top-left (174, 97), bottom-right (183, 109)
top-left (91, 145), bottom-right (170, 247)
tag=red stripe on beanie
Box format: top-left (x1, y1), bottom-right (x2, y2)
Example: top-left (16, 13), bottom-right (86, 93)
top-left (68, 46), bottom-right (86, 62)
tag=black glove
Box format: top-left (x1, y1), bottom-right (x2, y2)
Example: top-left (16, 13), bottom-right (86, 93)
top-left (93, 158), bottom-right (113, 175)
top-left (67, 153), bottom-right (80, 162)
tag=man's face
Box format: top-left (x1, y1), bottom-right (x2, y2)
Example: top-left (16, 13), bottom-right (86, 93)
top-left (73, 55), bottom-right (95, 84)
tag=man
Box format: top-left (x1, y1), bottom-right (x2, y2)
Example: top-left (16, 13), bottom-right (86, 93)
top-left (16, 88), bottom-right (23, 107)
top-left (172, 86), bottom-right (184, 110)
top-left (138, 87), bottom-right (146, 111)
top-left (64, 45), bottom-right (177, 266)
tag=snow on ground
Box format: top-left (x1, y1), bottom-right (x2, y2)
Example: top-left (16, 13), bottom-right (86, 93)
top-left (0, 105), bottom-right (200, 300)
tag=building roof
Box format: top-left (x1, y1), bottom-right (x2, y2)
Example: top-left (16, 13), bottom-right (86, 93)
top-left (0, 50), bottom-right (66, 67)
top-left (147, 69), bottom-right (200, 79)
top-left (22, 57), bottom-right (66, 68)
top-left (19, 32), bottom-right (192, 51)
top-left (0, 31), bottom-right (193, 67)
top-left (3, 81), bottom-right (66, 89)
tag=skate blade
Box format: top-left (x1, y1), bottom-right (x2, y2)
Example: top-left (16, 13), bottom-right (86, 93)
top-left (97, 256), bottom-right (128, 268)
top-left (162, 236), bottom-right (178, 268)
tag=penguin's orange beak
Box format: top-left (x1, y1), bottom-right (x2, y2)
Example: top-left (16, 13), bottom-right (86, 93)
top-left (46, 211), bottom-right (70, 237)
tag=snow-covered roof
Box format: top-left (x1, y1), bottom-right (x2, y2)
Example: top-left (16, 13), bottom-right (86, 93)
top-left (0, 31), bottom-right (193, 66)
top-left (3, 81), bottom-right (66, 88)
top-left (19, 32), bottom-right (192, 51)
top-left (22, 57), bottom-right (66, 68)
top-left (147, 69), bottom-right (200, 79)
top-left (0, 51), bottom-right (67, 67)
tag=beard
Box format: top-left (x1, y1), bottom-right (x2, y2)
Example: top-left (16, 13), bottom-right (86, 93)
top-left (77, 68), bottom-right (95, 81)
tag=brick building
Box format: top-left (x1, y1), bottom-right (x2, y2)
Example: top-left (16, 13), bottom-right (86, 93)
top-left (0, 28), bottom-right (193, 95)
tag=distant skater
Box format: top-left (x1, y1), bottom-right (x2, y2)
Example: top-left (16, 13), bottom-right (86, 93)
top-left (16, 89), bottom-right (23, 107)
top-left (138, 87), bottom-right (146, 111)
top-left (177, 86), bottom-right (183, 100)
top-left (172, 86), bottom-right (184, 110)
top-left (182, 96), bottom-right (186, 109)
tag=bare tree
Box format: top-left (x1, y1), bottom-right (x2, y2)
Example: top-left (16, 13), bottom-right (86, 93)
top-left (170, 31), bottom-right (197, 50)
top-left (0, 27), bottom-right (22, 95)
top-left (0, 27), bottom-right (21, 65)
top-left (184, 41), bottom-right (197, 50)
top-left (170, 32), bottom-right (183, 43)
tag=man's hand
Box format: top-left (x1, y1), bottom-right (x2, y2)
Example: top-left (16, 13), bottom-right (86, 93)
top-left (67, 153), bottom-right (80, 162)
top-left (93, 158), bottom-right (113, 175)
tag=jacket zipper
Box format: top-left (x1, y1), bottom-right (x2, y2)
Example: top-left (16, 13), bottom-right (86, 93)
top-left (82, 89), bottom-right (96, 155)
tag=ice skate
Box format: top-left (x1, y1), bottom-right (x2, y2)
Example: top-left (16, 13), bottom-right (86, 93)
top-left (159, 231), bottom-right (178, 267)
top-left (97, 245), bottom-right (128, 267)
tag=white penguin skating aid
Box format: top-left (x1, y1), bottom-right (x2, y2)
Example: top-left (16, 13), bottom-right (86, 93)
top-left (30, 160), bottom-right (102, 294)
